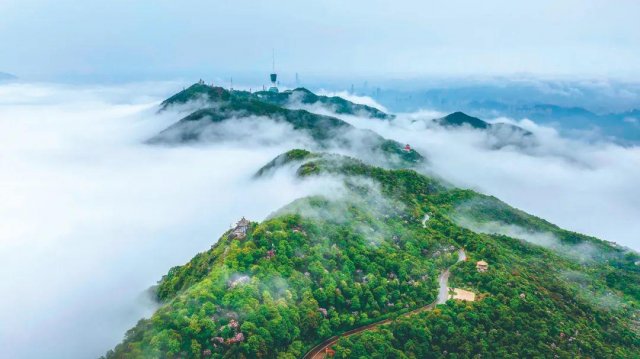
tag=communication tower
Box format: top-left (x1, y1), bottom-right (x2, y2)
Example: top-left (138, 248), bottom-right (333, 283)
top-left (269, 49), bottom-right (278, 93)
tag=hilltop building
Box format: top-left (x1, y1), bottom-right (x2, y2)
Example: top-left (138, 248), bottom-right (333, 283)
top-left (476, 260), bottom-right (489, 272)
top-left (230, 217), bottom-right (250, 239)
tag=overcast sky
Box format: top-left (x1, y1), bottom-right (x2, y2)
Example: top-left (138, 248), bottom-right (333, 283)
top-left (1, 0), bottom-right (639, 82)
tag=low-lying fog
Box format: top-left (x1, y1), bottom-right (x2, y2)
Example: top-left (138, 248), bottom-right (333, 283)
top-left (309, 92), bottom-right (640, 252)
top-left (0, 82), bottom-right (637, 358)
top-left (0, 82), bottom-right (342, 358)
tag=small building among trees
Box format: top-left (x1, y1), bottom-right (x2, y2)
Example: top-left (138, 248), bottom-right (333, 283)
top-left (449, 288), bottom-right (476, 302)
top-left (229, 217), bottom-right (250, 239)
top-left (476, 260), bottom-right (489, 272)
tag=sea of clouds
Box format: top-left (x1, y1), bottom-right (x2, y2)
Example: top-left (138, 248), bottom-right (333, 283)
top-left (0, 82), bottom-right (343, 358)
top-left (0, 81), bottom-right (638, 358)
top-left (297, 91), bottom-right (640, 252)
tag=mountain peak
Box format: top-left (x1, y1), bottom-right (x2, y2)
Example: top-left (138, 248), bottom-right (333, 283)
top-left (439, 111), bottom-right (489, 129)
top-left (160, 82), bottom-right (230, 109)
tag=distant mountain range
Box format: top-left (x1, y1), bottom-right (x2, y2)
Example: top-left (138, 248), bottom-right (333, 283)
top-left (437, 111), bottom-right (531, 136)
top-left (434, 112), bottom-right (537, 149)
top-left (467, 102), bottom-right (640, 142)
top-left (437, 111), bottom-right (490, 129)
top-left (0, 72), bottom-right (17, 81)
top-left (373, 86), bottom-right (640, 144)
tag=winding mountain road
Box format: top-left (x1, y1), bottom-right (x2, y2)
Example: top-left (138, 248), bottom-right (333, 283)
top-left (302, 249), bottom-right (466, 359)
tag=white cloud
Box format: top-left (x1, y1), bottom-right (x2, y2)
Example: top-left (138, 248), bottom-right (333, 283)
top-left (315, 89), bottom-right (389, 112)
top-left (323, 101), bottom-right (640, 252)
top-left (0, 82), bottom-right (342, 358)
top-left (453, 218), bottom-right (602, 263)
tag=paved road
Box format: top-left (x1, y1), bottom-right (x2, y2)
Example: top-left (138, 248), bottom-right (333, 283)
top-left (458, 248), bottom-right (467, 261)
top-left (302, 249), bottom-right (466, 359)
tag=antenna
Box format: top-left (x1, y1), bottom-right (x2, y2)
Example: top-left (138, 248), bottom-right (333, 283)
top-left (272, 48), bottom-right (275, 73)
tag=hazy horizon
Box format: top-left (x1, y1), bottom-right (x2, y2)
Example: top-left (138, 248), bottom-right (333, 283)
top-left (2, 1), bottom-right (640, 81)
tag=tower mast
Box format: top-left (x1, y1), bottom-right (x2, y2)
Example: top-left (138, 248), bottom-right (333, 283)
top-left (269, 49), bottom-right (278, 93)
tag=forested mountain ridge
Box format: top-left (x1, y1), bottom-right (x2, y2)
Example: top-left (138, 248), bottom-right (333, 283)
top-left (151, 83), bottom-right (422, 168)
top-left (161, 83), bottom-right (391, 120)
top-left (105, 149), bottom-right (639, 358)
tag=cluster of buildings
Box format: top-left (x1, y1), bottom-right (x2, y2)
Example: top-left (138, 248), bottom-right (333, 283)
top-left (449, 260), bottom-right (489, 303)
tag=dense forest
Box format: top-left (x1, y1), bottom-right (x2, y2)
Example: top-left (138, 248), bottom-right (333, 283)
top-left (105, 85), bottom-right (638, 358)
top-left (105, 149), bottom-right (639, 358)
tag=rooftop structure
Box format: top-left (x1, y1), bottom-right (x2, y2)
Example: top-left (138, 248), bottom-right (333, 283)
top-left (236, 217), bottom-right (250, 228)
top-left (449, 288), bottom-right (476, 302)
top-left (229, 217), bottom-right (250, 240)
top-left (476, 260), bottom-right (489, 272)
top-left (266, 249), bottom-right (276, 259)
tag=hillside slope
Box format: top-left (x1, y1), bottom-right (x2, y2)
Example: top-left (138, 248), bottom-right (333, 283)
top-left (105, 150), bottom-right (639, 358)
